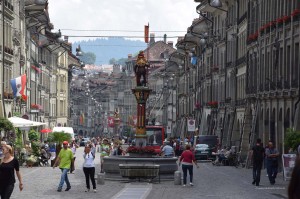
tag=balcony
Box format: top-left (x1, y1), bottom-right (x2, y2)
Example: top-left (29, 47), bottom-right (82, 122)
top-left (196, 0), bottom-right (218, 13)
top-left (4, 0), bottom-right (14, 19)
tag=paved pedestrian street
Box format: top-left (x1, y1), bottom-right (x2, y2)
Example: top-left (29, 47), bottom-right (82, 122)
top-left (11, 147), bottom-right (289, 199)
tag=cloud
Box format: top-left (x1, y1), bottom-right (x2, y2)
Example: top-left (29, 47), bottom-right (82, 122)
top-left (48, 0), bottom-right (199, 44)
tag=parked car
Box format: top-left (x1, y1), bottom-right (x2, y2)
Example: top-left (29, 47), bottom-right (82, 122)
top-left (80, 138), bottom-right (90, 147)
top-left (194, 144), bottom-right (214, 160)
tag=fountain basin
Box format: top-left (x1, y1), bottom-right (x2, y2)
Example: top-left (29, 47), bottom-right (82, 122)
top-left (103, 156), bottom-right (178, 180)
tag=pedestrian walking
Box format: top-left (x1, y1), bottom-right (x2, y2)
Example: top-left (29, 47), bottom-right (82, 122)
top-left (265, 141), bottom-right (279, 185)
top-left (251, 138), bottom-right (265, 186)
top-left (178, 144), bottom-right (199, 187)
top-left (288, 156), bottom-right (300, 199)
top-left (53, 141), bottom-right (74, 192)
top-left (0, 144), bottom-right (23, 199)
top-left (70, 139), bottom-right (78, 174)
top-left (83, 145), bottom-right (96, 193)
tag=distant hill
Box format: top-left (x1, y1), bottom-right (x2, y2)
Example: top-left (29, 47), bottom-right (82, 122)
top-left (72, 38), bottom-right (147, 65)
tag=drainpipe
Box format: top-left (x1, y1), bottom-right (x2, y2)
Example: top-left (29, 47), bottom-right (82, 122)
top-left (2, 1), bottom-right (6, 117)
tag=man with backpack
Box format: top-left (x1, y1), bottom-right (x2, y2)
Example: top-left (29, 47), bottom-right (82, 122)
top-left (251, 138), bottom-right (265, 186)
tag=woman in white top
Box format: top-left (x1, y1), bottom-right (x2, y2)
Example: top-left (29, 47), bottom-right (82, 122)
top-left (83, 145), bottom-right (96, 192)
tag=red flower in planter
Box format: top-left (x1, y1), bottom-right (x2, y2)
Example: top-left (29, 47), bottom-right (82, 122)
top-left (195, 102), bottom-right (201, 109)
top-left (126, 146), bottom-right (155, 154)
top-left (276, 17), bottom-right (284, 24)
top-left (282, 15), bottom-right (291, 22)
top-left (291, 9), bottom-right (300, 17)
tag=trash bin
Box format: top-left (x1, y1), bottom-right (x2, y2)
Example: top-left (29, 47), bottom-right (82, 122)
top-left (97, 173), bottom-right (105, 185)
top-left (174, 171), bottom-right (181, 185)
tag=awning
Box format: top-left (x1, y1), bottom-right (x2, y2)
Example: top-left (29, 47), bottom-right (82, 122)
top-left (8, 116), bottom-right (46, 127)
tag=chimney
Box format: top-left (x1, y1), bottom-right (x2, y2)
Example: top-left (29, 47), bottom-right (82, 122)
top-left (150, 33), bottom-right (155, 46)
top-left (128, 54), bottom-right (132, 59)
top-left (163, 34), bottom-right (167, 43)
top-left (167, 41), bottom-right (173, 47)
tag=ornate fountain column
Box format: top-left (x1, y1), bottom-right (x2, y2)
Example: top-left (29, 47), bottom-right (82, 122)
top-left (132, 51), bottom-right (151, 147)
top-left (132, 88), bottom-right (151, 147)
top-left (113, 108), bottom-right (120, 138)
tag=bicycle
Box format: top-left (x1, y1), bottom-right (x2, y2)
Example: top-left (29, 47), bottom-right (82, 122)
top-left (229, 152), bottom-right (243, 168)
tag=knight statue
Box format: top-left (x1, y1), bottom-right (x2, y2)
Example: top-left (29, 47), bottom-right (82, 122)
top-left (134, 51), bottom-right (149, 87)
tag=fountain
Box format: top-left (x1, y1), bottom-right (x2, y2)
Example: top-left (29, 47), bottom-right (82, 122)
top-left (103, 51), bottom-right (178, 181)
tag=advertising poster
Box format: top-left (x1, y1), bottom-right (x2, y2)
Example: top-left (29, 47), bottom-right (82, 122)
top-left (282, 154), bottom-right (297, 181)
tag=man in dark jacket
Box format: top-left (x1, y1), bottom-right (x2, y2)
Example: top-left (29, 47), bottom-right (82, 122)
top-left (265, 141), bottom-right (279, 185)
top-left (252, 138), bottom-right (265, 186)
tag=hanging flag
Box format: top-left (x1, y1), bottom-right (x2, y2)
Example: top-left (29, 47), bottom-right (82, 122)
top-left (31, 58), bottom-right (42, 73)
top-left (191, 56), bottom-right (197, 65)
top-left (108, 116), bottom-right (114, 127)
top-left (144, 23), bottom-right (149, 43)
top-left (10, 74), bottom-right (26, 97)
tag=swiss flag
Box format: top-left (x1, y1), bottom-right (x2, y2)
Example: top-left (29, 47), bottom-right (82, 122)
top-left (108, 116), bottom-right (114, 127)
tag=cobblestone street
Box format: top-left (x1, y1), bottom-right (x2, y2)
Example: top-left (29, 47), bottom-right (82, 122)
top-left (10, 147), bottom-right (289, 199)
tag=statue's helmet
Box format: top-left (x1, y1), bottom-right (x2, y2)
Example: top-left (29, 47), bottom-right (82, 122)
top-left (138, 51), bottom-right (145, 58)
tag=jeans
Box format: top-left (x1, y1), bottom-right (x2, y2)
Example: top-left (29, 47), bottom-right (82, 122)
top-left (83, 167), bottom-right (96, 190)
top-left (182, 164), bottom-right (193, 185)
top-left (0, 184), bottom-right (14, 199)
top-left (58, 168), bottom-right (71, 190)
top-left (252, 162), bottom-right (262, 185)
top-left (266, 160), bottom-right (278, 184)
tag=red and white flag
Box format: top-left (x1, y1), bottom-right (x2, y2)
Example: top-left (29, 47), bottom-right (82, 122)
top-left (108, 116), bottom-right (114, 127)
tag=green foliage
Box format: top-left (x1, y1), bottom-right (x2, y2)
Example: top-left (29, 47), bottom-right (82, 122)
top-left (48, 132), bottom-right (71, 145)
top-left (13, 112), bottom-right (21, 117)
top-left (109, 58), bottom-right (117, 64)
top-left (28, 129), bottom-right (39, 141)
top-left (0, 117), bottom-right (14, 132)
top-left (284, 128), bottom-right (300, 150)
top-left (31, 140), bottom-right (41, 156)
top-left (81, 51), bottom-right (96, 65)
top-left (14, 128), bottom-right (23, 152)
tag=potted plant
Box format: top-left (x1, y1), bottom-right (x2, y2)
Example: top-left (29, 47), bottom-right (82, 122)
top-left (284, 128), bottom-right (300, 153)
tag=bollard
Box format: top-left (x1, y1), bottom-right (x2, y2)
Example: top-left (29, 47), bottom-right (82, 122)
top-left (97, 173), bottom-right (105, 185)
top-left (174, 171), bottom-right (182, 185)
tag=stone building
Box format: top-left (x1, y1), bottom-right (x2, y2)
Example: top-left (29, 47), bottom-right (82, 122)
top-left (173, 0), bottom-right (300, 158)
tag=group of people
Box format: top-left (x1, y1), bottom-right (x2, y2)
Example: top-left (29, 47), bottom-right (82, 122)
top-left (52, 139), bottom-right (98, 193)
top-left (251, 139), bottom-right (280, 186)
top-left (52, 137), bottom-right (124, 193)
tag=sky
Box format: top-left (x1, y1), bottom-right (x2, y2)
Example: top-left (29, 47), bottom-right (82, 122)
top-left (48, 0), bottom-right (199, 45)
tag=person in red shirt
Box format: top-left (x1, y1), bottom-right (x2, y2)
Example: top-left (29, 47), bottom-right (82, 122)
top-left (179, 144), bottom-right (199, 186)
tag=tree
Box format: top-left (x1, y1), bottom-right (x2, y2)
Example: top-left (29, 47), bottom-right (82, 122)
top-left (81, 52), bottom-right (96, 65)
top-left (284, 128), bottom-right (300, 151)
top-left (0, 117), bottom-right (14, 141)
top-left (48, 132), bottom-right (72, 158)
top-left (109, 58), bottom-right (117, 64)
top-left (0, 117), bottom-right (14, 132)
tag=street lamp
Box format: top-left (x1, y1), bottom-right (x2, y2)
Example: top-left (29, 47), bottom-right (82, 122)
top-left (210, 0), bottom-right (222, 7)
